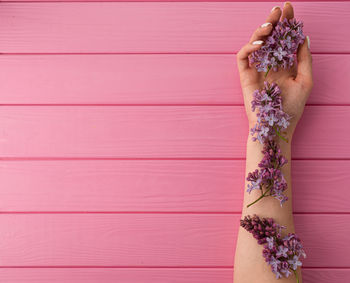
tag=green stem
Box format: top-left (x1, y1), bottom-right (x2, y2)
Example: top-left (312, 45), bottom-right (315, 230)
top-left (273, 126), bottom-right (289, 143)
top-left (247, 187), bottom-right (271, 208)
top-left (264, 65), bottom-right (271, 78)
top-left (293, 270), bottom-right (299, 283)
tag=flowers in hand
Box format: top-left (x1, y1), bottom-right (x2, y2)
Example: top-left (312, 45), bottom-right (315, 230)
top-left (240, 215), bottom-right (306, 282)
top-left (249, 18), bottom-right (305, 75)
top-left (247, 139), bottom-right (288, 207)
top-left (250, 81), bottom-right (291, 144)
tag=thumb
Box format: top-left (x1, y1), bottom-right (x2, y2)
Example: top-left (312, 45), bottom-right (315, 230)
top-left (295, 36), bottom-right (313, 88)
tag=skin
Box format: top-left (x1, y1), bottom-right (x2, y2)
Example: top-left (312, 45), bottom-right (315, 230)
top-left (233, 2), bottom-right (313, 283)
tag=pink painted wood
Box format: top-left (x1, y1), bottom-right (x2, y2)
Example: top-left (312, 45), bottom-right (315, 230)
top-left (0, 2), bottom-right (349, 53)
top-left (0, 214), bottom-right (348, 267)
top-left (0, 268), bottom-right (348, 283)
top-left (2, 0), bottom-right (346, 2)
top-left (0, 54), bottom-right (348, 105)
top-left (0, 160), bottom-right (349, 213)
top-left (0, 1), bottom-right (349, 281)
top-left (0, 106), bottom-right (349, 158)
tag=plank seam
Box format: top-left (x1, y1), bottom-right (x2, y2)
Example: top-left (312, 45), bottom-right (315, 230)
top-left (0, 265), bottom-right (350, 270)
top-left (1, 157), bottom-right (350, 161)
top-left (1, 104), bottom-right (350, 106)
top-left (2, 0), bottom-right (350, 3)
top-left (0, 211), bottom-right (350, 215)
top-left (1, 52), bottom-right (350, 55)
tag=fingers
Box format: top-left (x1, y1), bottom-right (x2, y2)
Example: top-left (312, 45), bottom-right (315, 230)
top-left (240, 6), bottom-right (282, 72)
top-left (249, 23), bottom-right (273, 43)
top-left (295, 36), bottom-right (313, 88)
top-left (249, 6), bottom-right (281, 43)
top-left (237, 41), bottom-right (263, 71)
top-left (281, 2), bottom-right (294, 21)
top-left (266, 6), bottom-right (282, 26)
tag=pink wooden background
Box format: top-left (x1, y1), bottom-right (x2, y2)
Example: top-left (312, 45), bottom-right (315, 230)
top-left (0, 1), bottom-right (349, 282)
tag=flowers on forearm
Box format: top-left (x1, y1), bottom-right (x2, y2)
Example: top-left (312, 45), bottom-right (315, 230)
top-left (250, 18), bottom-right (305, 75)
top-left (250, 81), bottom-right (291, 144)
top-left (240, 215), bottom-right (306, 282)
top-left (247, 140), bottom-right (288, 207)
top-left (247, 82), bottom-right (290, 207)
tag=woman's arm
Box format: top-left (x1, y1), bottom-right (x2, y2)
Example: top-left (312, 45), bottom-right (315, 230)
top-left (233, 3), bottom-right (313, 283)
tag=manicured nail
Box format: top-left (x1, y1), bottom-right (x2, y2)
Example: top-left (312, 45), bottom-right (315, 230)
top-left (306, 36), bottom-right (310, 49)
top-left (284, 2), bottom-right (291, 7)
top-left (271, 6), bottom-right (280, 12)
top-left (252, 40), bottom-right (264, 45)
top-left (261, 22), bottom-right (272, 28)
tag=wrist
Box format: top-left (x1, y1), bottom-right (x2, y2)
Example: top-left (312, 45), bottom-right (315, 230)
top-left (247, 122), bottom-right (294, 145)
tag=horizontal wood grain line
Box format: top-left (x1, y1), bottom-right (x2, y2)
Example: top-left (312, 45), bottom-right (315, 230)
top-left (3, 0), bottom-right (350, 2)
top-left (1, 157), bottom-right (350, 160)
top-left (1, 54), bottom-right (349, 104)
top-left (2, 212), bottom-right (350, 215)
top-left (0, 160), bottom-right (349, 213)
top-left (1, 266), bottom-right (350, 269)
top-left (1, 52), bottom-right (350, 55)
top-left (0, 268), bottom-right (349, 283)
top-left (0, 106), bottom-right (349, 159)
top-left (0, 265), bottom-right (234, 268)
top-left (0, 2), bottom-right (349, 53)
top-left (0, 214), bottom-right (347, 267)
top-left (0, 266), bottom-right (349, 269)
top-left (2, 104), bottom-right (350, 106)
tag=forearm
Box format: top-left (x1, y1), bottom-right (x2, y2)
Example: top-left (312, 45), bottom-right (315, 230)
top-left (242, 126), bottom-right (294, 225)
top-left (233, 128), bottom-right (301, 283)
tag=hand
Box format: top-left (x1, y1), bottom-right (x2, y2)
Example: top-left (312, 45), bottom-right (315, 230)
top-left (237, 2), bottom-right (313, 139)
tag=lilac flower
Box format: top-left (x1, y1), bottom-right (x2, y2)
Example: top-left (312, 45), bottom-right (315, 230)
top-left (276, 246), bottom-right (289, 258)
top-left (240, 215), bottom-right (306, 282)
top-left (246, 80), bottom-right (291, 207)
top-left (288, 255), bottom-right (303, 270)
top-left (250, 18), bottom-right (305, 74)
top-left (250, 81), bottom-right (291, 145)
top-left (266, 236), bottom-right (275, 249)
top-left (246, 140), bottom-right (289, 207)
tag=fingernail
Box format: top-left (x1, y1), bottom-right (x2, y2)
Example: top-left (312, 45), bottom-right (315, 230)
top-left (271, 6), bottom-right (280, 12)
top-left (261, 22), bottom-right (272, 28)
top-left (252, 40), bottom-right (264, 45)
top-left (306, 36), bottom-right (310, 49)
top-left (284, 2), bottom-right (291, 7)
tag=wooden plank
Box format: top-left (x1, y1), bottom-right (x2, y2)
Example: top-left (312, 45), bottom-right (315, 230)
top-left (303, 269), bottom-right (350, 283)
top-left (0, 2), bottom-right (349, 53)
top-left (0, 160), bottom-right (349, 213)
top-left (0, 106), bottom-right (349, 158)
top-left (0, 268), bottom-right (348, 283)
top-left (1, 0), bottom-right (343, 2)
top-left (0, 268), bottom-right (233, 283)
top-left (0, 54), bottom-right (348, 105)
top-left (0, 214), bottom-right (347, 267)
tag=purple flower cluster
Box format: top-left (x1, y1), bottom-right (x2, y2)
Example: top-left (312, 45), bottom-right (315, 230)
top-left (250, 18), bottom-right (305, 74)
top-left (240, 215), bottom-right (306, 281)
top-left (247, 81), bottom-right (290, 207)
top-left (247, 140), bottom-right (288, 207)
top-left (250, 81), bottom-right (291, 144)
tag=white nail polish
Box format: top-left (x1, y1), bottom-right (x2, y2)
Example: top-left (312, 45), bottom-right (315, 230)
top-left (306, 36), bottom-right (310, 49)
top-left (271, 6), bottom-right (280, 12)
top-left (252, 40), bottom-right (264, 45)
top-left (261, 22), bottom-right (272, 28)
